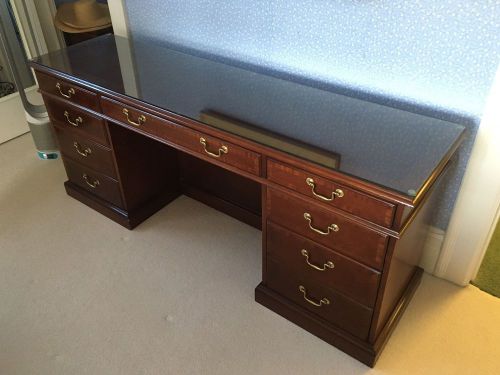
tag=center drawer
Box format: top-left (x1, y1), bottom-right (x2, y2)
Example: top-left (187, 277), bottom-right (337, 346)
top-left (101, 97), bottom-right (261, 176)
top-left (266, 222), bottom-right (381, 307)
top-left (266, 188), bottom-right (389, 270)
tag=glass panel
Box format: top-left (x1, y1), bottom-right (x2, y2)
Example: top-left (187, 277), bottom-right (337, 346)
top-left (31, 35), bottom-right (466, 197)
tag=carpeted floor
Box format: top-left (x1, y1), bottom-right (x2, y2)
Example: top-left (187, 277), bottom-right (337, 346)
top-left (1, 134), bottom-right (500, 375)
top-left (473, 222), bottom-right (500, 297)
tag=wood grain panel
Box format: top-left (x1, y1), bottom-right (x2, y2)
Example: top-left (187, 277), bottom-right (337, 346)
top-left (266, 258), bottom-right (373, 340)
top-left (101, 97), bottom-right (261, 176)
top-left (267, 188), bottom-right (389, 270)
top-left (54, 126), bottom-right (116, 178)
top-left (36, 71), bottom-right (99, 111)
top-left (44, 96), bottom-right (109, 145)
top-left (62, 158), bottom-right (123, 208)
top-left (267, 222), bottom-right (381, 306)
top-left (267, 159), bottom-right (396, 227)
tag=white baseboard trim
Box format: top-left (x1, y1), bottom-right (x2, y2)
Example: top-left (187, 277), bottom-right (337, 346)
top-left (420, 226), bottom-right (445, 274)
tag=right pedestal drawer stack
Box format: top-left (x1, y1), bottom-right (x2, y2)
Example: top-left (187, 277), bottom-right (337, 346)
top-left (259, 157), bottom-right (438, 366)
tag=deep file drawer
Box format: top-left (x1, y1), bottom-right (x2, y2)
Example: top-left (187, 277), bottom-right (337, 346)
top-left (266, 258), bottom-right (373, 340)
top-left (266, 222), bottom-right (381, 307)
top-left (266, 188), bottom-right (389, 270)
top-left (62, 158), bottom-right (123, 208)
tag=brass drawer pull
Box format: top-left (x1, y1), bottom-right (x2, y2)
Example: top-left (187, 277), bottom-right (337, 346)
top-left (199, 137), bottom-right (228, 158)
top-left (73, 141), bottom-right (92, 157)
top-left (82, 173), bottom-right (99, 188)
top-left (122, 108), bottom-right (146, 126)
top-left (64, 111), bottom-right (83, 127)
top-left (299, 285), bottom-right (330, 307)
top-left (303, 212), bottom-right (339, 235)
top-left (306, 177), bottom-right (344, 201)
top-left (56, 82), bottom-right (75, 99)
top-left (301, 249), bottom-right (334, 271)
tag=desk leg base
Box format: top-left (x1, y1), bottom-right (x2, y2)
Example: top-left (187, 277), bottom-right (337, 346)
top-left (255, 268), bottom-right (422, 367)
top-left (64, 181), bottom-right (179, 229)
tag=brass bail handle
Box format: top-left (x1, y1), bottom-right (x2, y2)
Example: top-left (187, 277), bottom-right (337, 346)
top-left (299, 285), bottom-right (330, 307)
top-left (56, 82), bottom-right (75, 99)
top-left (199, 137), bottom-right (228, 158)
top-left (306, 177), bottom-right (344, 201)
top-left (82, 174), bottom-right (99, 188)
top-left (122, 108), bottom-right (146, 127)
top-left (73, 142), bottom-right (92, 157)
top-left (300, 249), bottom-right (334, 271)
top-left (64, 111), bottom-right (83, 127)
top-left (303, 213), bottom-right (339, 236)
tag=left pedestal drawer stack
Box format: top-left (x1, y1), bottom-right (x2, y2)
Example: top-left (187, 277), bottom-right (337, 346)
top-left (36, 72), bottom-right (124, 210)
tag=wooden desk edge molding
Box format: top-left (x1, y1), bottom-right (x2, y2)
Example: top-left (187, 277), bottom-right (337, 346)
top-left (30, 35), bottom-right (465, 367)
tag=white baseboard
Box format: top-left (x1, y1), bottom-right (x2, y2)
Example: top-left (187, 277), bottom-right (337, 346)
top-left (420, 226), bottom-right (445, 274)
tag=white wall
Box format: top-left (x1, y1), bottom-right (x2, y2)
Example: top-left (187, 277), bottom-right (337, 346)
top-left (435, 67), bottom-right (500, 285)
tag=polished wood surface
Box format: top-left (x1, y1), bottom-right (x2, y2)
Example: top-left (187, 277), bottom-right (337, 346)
top-left (266, 222), bottom-right (380, 307)
top-left (267, 159), bottom-right (396, 228)
top-left (62, 158), bottom-right (123, 208)
top-left (32, 57), bottom-right (464, 367)
top-left (37, 71), bottom-right (100, 112)
top-left (101, 97), bottom-right (262, 176)
top-left (267, 188), bottom-right (389, 270)
top-left (266, 258), bottom-right (373, 340)
top-left (44, 96), bottom-right (109, 146)
top-left (54, 126), bottom-right (116, 177)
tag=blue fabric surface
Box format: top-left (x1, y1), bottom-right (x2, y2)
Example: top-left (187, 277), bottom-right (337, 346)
top-left (123, 0), bottom-right (500, 229)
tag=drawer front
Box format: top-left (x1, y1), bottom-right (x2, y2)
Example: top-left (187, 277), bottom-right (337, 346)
top-left (101, 97), bottom-right (261, 176)
top-left (36, 72), bottom-right (99, 111)
top-left (266, 222), bottom-right (380, 307)
top-left (44, 96), bottom-right (109, 145)
top-left (267, 188), bottom-right (388, 270)
top-left (267, 159), bottom-right (395, 227)
top-left (63, 158), bottom-right (123, 208)
top-left (266, 258), bottom-right (372, 340)
top-left (55, 127), bottom-right (116, 178)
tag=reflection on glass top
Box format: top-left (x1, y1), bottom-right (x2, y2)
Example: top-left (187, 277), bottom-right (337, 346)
top-left (31, 35), bottom-right (465, 198)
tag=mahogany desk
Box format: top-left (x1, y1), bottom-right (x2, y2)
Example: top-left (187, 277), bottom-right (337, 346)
top-left (30, 35), bottom-right (465, 366)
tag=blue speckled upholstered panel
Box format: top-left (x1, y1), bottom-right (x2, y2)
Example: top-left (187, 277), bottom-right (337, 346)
top-left (123, 0), bottom-right (500, 229)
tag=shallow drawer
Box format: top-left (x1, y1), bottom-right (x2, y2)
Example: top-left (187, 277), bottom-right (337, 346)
top-left (63, 158), bottom-right (123, 208)
top-left (36, 72), bottom-right (99, 111)
top-left (266, 222), bottom-right (380, 307)
top-left (267, 188), bottom-right (388, 270)
top-left (55, 127), bottom-right (116, 178)
top-left (101, 97), bottom-right (261, 176)
top-left (266, 258), bottom-right (373, 340)
top-left (44, 96), bottom-right (109, 145)
top-left (267, 159), bottom-right (395, 227)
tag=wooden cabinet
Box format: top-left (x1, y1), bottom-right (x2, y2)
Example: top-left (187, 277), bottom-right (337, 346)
top-left (30, 35), bottom-right (465, 367)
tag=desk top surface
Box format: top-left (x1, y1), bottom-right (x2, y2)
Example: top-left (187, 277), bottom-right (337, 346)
top-left (32, 35), bottom-right (465, 199)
